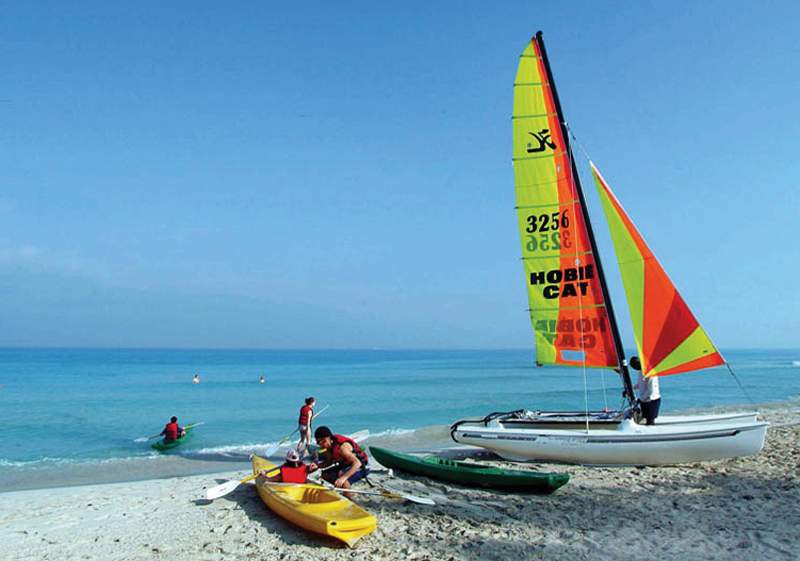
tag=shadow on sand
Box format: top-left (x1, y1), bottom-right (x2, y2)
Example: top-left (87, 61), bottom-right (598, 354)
top-left (210, 480), bottom-right (351, 549)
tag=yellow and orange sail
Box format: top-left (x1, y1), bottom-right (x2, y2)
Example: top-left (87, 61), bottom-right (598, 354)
top-left (591, 163), bottom-right (725, 377)
top-left (513, 38), bottom-right (618, 368)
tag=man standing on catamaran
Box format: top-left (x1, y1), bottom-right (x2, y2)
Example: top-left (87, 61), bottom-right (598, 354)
top-left (631, 356), bottom-right (661, 425)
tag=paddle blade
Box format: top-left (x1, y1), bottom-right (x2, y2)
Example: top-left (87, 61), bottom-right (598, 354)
top-left (264, 443), bottom-right (281, 458)
top-left (206, 479), bottom-right (241, 500)
top-left (398, 493), bottom-right (436, 506)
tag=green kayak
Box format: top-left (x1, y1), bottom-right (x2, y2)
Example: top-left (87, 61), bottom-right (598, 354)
top-left (151, 426), bottom-right (194, 452)
top-left (369, 446), bottom-right (569, 493)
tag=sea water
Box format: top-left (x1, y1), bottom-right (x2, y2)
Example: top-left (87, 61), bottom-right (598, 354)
top-left (0, 348), bottom-right (798, 491)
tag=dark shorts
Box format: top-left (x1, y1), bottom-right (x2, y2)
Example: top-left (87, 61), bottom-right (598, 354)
top-left (640, 398), bottom-right (661, 425)
top-left (322, 465), bottom-right (369, 485)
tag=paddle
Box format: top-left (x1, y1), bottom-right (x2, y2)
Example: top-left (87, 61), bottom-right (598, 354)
top-left (316, 479), bottom-right (435, 506)
top-left (259, 478), bottom-right (435, 505)
top-left (135, 421), bottom-right (204, 443)
top-left (204, 427), bottom-right (366, 501)
top-left (263, 404), bottom-right (330, 457)
top-left (206, 473), bottom-right (259, 500)
top-left (205, 457), bottom-right (331, 501)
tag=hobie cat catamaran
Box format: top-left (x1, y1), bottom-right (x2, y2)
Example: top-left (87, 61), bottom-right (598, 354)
top-left (450, 32), bottom-right (767, 465)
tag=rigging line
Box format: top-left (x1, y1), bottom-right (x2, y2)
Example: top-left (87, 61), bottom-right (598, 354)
top-left (566, 122), bottom-right (611, 413)
top-left (725, 362), bottom-right (765, 419)
top-left (564, 121), bottom-right (608, 409)
top-left (565, 123), bottom-right (593, 163)
top-left (600, 363), bottom-right (609, 411)
top-left (564, 141), bottom-right (591, 433)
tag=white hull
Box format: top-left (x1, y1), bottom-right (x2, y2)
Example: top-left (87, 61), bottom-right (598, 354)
top-left (477, 409), bottom-right (760, 427)
top-left (450, 414), bottom-right (768, 466)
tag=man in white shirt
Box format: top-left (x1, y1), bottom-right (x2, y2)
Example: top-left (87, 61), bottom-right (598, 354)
top-left (630, 356), bottom-right (661, 425)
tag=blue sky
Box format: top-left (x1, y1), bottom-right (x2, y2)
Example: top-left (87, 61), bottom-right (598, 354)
top-left (0, 2), bottom-right (797, 348)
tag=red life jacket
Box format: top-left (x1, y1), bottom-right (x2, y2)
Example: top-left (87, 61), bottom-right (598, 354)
top-left (298, 405), bottom-right (312, 425)
top-left (280, 463), bottom-right (308, 483)
top-left (164, 422), bottom-right (179, 441)
top-left (331, 434), bottom-right (369, 468)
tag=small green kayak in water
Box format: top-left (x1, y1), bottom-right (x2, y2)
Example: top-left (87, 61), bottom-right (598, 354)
top-left (151, 426), bottom-right (194, 452)
top-left (369, 446), bottom-right (569, 493)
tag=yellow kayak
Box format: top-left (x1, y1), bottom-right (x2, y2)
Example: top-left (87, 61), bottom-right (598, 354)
top-left (251, 454), bottom-right (377, 548)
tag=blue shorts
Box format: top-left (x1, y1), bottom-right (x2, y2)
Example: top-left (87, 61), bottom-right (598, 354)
top-left (323, 465), bottom-right (369, 485)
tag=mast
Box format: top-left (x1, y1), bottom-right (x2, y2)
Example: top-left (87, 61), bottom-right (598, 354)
top-left (534, 31), bottom-right (636, 406)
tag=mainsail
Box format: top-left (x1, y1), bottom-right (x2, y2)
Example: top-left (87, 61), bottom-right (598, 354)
top-left (591, 163), bottom-right (725, 377)
top-left (512, 37), bottom-right (620, 369)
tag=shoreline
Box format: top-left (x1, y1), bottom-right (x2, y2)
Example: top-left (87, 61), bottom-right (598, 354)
top-left (3, 399), bottom-right (800, 494)
top-left (2, 419), bottom-right (798, 560)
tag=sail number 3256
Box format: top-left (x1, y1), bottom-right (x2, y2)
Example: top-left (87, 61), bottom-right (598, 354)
top-left (525, 210), bottom-right (571, 252)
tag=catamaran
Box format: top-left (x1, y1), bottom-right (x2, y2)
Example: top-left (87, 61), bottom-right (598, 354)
top-left (450, 32), bottom-right (767, 466)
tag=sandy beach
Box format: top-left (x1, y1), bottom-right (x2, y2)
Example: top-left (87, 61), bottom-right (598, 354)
top-left (3, 412), bottom-right (797, 561)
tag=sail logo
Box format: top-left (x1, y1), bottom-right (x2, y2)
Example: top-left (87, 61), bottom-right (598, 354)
top-left (530, 265), bottom-right (594, 299)
top-left (526, 129), bottom-right (556, 153)
top-left (536, 316), bottom-right (607, 349)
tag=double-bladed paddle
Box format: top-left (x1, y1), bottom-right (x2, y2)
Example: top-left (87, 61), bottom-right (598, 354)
top-left (135, 421), bottom-right (204, 443)
top-left (205, 473), bottom-right (259, 500)
top-left (316, 479), bottom-right (435, 506)
top-left (204, 426), bottom-right (365, 501)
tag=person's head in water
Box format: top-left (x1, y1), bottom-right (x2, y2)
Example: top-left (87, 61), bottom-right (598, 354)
top-left (314, 426), bottom-right (333, 448)
top-left (305, 396), bottom-right (315, 407)
top-left (629, 356), bottom-right (641, 371)
top-left (170, 416), bottom-right (178, 423)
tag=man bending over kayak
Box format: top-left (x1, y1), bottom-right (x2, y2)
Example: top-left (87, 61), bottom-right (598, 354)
top-left (160, 416), bottom-right (185, 443)
top-left (311, 426), bottom-right (369, 497)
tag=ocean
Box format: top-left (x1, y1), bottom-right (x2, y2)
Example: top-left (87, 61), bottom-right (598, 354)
top-left (1, 348), bottom-right (798, 492)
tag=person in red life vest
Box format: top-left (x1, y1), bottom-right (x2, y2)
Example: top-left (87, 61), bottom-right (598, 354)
top-left (310, 426), bottom-right (369, 497)
top-left (160, 416), bottom-right (185, 443)
top-left (278, 449), bottom-right (311, 483)
top-left (296, 396), bottom-right (316, 454)
top-left (258, 450), bottom-right (311, 483)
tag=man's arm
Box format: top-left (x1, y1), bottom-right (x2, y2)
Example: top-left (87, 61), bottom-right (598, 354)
top-left (334, 443), bottom-right (361, 486)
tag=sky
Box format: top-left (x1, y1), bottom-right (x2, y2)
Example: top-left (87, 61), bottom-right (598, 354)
top-left (0, 2), bottom-right (798, 349)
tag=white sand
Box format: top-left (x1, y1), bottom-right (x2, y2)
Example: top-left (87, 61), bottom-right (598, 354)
top-left (2, 415), bottom-right (798, 561)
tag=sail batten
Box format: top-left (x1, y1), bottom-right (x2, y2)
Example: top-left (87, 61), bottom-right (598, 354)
top-left (590, 162), bottom-right (725, 377)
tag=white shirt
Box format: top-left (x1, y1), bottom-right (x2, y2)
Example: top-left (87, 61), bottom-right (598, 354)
top-left (635, 371), bottom-right (660, 402)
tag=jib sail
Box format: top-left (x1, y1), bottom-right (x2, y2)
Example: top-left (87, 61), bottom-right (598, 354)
top-left (591, 162), bottom-right (725, 376)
